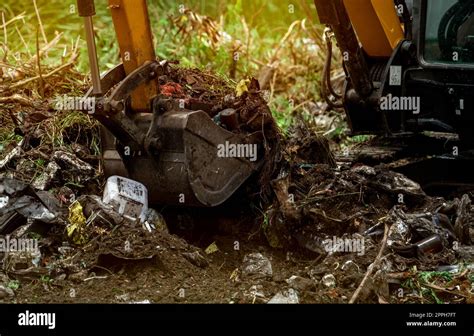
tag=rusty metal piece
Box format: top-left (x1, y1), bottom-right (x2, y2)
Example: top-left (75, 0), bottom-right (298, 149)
top-left (84, 62), bottom-right (166, 152)
top-left (106, 61), bottom-right (164, 115)
top-left (219, 108), bottom-right (239, 130)
top-left (85, 64), bottom-right (130, 177)
top-left (77, 0), bottom-right (96, 17)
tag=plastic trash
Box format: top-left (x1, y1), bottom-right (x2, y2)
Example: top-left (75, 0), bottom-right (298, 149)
top-left (241, 253), bottom-right (273, 278)
top-left (102, 176), bottom-right (148, 222)
top-left (268, 289), bottom-right (299, 304)
top-left (322, 274), bottom-right (336, 288)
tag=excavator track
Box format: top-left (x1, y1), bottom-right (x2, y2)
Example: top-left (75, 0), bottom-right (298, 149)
top-left (338, 133), bottom-right (474, 197)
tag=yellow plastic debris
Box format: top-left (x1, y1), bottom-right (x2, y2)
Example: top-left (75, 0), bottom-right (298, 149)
top-left (235, 79), bottom-right (250, 97)
top-left (229, 268), bottom-right (240, 281)
top-left (67, 201), bottom-right (87, 245)
top-left (205, 241), bottom-right (219, 255)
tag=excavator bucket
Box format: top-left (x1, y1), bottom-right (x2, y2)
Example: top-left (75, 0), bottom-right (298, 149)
top-left (88, 65), bottom-right (264, 207)
top-left (79, 0), bottom-right (265, 207)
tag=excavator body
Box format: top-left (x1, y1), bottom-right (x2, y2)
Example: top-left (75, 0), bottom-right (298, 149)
top-left (315, 0), bottom-right (474, 142)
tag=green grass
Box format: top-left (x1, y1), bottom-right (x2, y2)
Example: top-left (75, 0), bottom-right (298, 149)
top-left (1, 1), bottom-right (326, 134)
top-left (1, 1), bottom-right (317, 72)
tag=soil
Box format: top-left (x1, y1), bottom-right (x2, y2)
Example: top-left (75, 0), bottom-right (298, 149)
top-left (11, 212), bottom-right (376, 304)
top-left (1, 64), bottom-right (472, 305)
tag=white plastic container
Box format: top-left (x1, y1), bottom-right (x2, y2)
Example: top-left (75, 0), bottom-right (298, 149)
top-left (102, 176), bottom-right (148, 222)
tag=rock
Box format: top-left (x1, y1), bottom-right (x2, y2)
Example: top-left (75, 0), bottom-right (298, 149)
top-left (321, 274), bottom-right (336, 288)
top-left (182, 251), bottom-right (209, 268)
top-left (244, 284), bottom-right (266, 303)
top-left (55, 274), bottom-right (67, 281)
top-left (115, 293), bottom-right (130, 302)
top-left (241, 253), bottom-right (272, 278)
top-left (68, 270), bottom-right (89, 283)
top-left (456, 245), bottom-right (474, 261)
top-left (286, 275), bottom-right (314, 291)
top-left (0, 285), bottom-right (15, 299)
top-left (351, 165), bottom-right (376, 176)
top-left (268, 289), bottom-right (299, 304)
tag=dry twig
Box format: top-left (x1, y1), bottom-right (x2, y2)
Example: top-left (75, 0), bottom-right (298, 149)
top-left (33, 0), bottom-right (47, 45)
top-left (349, 223), bottom-right (390, 303)
top-left (27, 33), bottom-right (62, 65)
top-left (0, 12), bottom-right (26, 30)
top-left (0, 93), bottom-right (34, 106)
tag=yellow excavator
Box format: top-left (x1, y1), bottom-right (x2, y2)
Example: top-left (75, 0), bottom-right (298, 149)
top-left (77, 0), bottom-right (265, 207)
top-left (316, 0), bottom-right (473, 141)
top-left (77, 0), bottom-right (474, 206)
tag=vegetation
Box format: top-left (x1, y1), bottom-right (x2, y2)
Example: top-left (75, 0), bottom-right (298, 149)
top-left (0, 1), bottom-right (349, 136)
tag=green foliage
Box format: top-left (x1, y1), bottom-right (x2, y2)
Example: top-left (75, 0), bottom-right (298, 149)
top-left (1, 1), bottom-right (315, 71)
top-left (419, 271), bottom-right (454, 283)
top-left (349, 135), bottom-right (374, 143)
top-left (7, 280), bottom-right (20, 290)
top-left (1, 0), bottom-right (325, 143)
top-left (40, 275), bottom-right (52, 283)
top-left (270, 95), bottom-right (294, 133)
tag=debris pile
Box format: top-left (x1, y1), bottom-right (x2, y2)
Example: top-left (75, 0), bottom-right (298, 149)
top-left (159, 65), bottom-right (283, 196)
top-left (0, 54), bottom-right (472, 303)
top-left (261, 121), bottom-right (473, 302)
